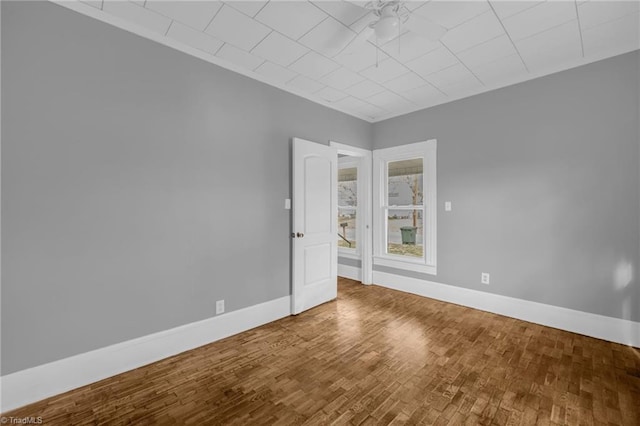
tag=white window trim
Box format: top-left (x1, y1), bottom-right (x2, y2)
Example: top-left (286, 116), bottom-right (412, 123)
top-left (373, 140), bottom-right (437, 275)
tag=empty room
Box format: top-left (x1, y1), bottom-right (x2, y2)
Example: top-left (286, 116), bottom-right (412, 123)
top-left (1, 0), bottom-right (639, 424)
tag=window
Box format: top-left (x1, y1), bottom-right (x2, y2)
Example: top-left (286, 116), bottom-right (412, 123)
top-left (373, 140), bottom-right (436, 274)
top-left (337, 158), bottom-right (360, 257)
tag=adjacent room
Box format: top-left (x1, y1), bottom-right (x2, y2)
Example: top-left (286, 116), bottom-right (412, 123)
top-left (1, 0), bottom-right (639, 424)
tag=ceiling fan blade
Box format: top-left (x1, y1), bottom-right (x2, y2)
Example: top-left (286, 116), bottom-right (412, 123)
top-left (342, 26), bottom-right (375, 54)
top-left (404, 15), bottom-right (447, 41)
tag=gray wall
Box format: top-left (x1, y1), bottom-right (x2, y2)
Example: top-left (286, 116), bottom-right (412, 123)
top-left (373, 51), bottom-right (640, 323)
top-left (1, 1), bottom-right (371, 375)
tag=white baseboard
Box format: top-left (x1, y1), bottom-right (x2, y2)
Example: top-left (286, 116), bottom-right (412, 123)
top-left (338, 264), bottom-right (361, 281)
top-left (373, 271), bottom-right (640, 348)
top-left (0, 296), bottom-right (291, 413)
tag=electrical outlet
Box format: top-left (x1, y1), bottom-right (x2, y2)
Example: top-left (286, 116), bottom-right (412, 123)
top-left (216, 300), bottom-right (225, 315)
top-left (445, 201), bottom-right (452, 211)
top-left (481, 273), bottom-right (490, 285)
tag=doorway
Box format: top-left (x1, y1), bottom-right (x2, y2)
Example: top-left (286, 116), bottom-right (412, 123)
top-left (330, 141), bottom-right (372, 285)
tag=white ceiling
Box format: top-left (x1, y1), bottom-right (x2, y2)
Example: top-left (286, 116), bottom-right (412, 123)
top-left (59, 0), bottom-right (640, 122)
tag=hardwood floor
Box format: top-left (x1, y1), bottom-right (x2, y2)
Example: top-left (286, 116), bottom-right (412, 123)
top-left (3, 277), bottom-right (639, 425)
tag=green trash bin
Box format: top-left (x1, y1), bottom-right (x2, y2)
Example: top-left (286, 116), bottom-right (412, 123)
top-left (400, 226), bottom-right (417, 245)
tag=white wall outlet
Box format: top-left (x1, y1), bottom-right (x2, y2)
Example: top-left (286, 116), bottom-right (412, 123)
top-left (481, 273), bottom-right (490, 285)
top-left (445, 201), bottom-right (452, 211)
top-left (284, 198), bottom-right (291, 210)
top-left (216, 300), bottom-right (225, 314)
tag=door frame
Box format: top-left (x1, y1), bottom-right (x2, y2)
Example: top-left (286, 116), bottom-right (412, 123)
top-left (330, 141), bottom-right (373, 285)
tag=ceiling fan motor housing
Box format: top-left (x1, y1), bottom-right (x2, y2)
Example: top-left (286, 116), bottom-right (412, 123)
top-left (374, 3), bottom-right (402, 42)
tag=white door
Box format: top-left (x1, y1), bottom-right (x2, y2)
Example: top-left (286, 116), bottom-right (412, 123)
top-left (292, 138), bottom-right (337, 315)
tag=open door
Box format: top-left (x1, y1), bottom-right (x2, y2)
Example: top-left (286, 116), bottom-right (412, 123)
top-left (292, 138), bottom-right (338, 315)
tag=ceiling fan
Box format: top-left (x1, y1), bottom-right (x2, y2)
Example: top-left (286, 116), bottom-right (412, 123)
top-left (345, 0), bottom-right (447, 52)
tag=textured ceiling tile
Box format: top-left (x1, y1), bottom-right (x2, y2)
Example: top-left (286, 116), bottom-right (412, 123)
top-left (515, 20), bottom-right (583, 72)
top-left (289, 51), bottom-right (341, 80)
top-left (332, 95), bottom-right (375, 112)
top-left (299, 17), bottom-right (357, 57)
top-left (413, 0), bottom-right (491, 29)
top-left (355, 103), bottom-right (387, 120)
top-left (366, 90), bottom-right (413, 110)
top-left (502, 1), bottom-right (576, 41)
top-left (252, 32), bottom-right (309, 67)
top-left (406, 47), bottom-right (459, 77)
top-left (489, 1), bottom-right (543, 21)
top-left (384, 72), bottom-right (427, 93)
top-left (102, 1), bottom-right (172, 35)
top-left (316, 86), bottom-right (349, 102)
top-left (344, 79), bottom-right (386, 99)
top-left (578, 0), bottom-right (639, 30)
top-left (470, 54), bottom-right (529, 87)
top-left (381, 31), bottom-right (441, 63)
top-left (146, 1), bottom-right (222, 31)
top-left (205, 5), bottom-right (271, 51)
top-left (457, 35), bottom-right (517, 69)
top-left (224, 1), bottom-right (268, 18)
top-left (581, 12), bottom-right (640, 57)
top-left (426, 63), bottom-right (480, 91)
top-left (167, 21), bottom-right (223, 55)
top-left (312, 0), bottom-right (369, 27)
top-left (254, 61), bottom-right (298, 84)
top-left (255, 1), bottom-right (327, 40)
top-left (320, 67), bottom-right (365, 90)
top-left (286, 75), bottom-right (325, 93)
top-left (215, 43), bottom-right (265, 71)
top-left (441, 11), bottom-right (505, 53)
top-left (334, 42), bottom-right (388, 71)
top-left (80, 0), bottom-right (102, 10)
top-left (359, 58), bottom-right (408, 83)
top-left (400, 84), bottom-right (446, 105)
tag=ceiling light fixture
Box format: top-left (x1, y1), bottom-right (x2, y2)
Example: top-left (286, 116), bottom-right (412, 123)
top-left (374, 6), bottom-right (400, 43)
top-left (341, 0), bottom-right (447, 66)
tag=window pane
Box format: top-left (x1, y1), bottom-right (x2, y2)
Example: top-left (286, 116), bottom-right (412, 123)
top-left (387, 209), bottom-right (423, 258)
top-left (338, 209), bottom-right (356, 249)
top-left (338, 167), bottom-right (357, 206)
top-left (388, 158), bottom-right (423, 206)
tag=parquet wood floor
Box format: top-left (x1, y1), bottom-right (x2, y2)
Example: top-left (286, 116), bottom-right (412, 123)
top-left (3, 278), bottom-right (639, 425)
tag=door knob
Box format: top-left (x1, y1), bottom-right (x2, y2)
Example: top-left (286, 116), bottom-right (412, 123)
top-left (297, 232), bottom-right (304, 238)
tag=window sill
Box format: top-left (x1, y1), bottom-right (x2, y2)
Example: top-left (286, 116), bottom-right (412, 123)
top-left (373, 256), bottom-right (436, 275)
